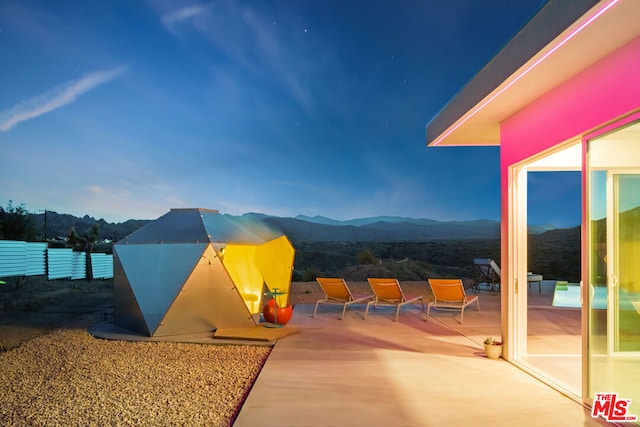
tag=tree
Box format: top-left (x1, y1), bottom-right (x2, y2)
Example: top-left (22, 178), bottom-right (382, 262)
top-left (0, 201), bottom-right (37, 241)
top-left (67, 223), bottom-right (99, 281)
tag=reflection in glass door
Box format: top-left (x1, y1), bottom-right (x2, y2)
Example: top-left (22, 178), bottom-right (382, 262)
top-left (587, 121), bottom-right (640, 421)
top-left (609, 173), bottom-right (640, 353)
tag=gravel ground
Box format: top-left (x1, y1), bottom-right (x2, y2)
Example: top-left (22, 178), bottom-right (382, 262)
top-left (0, 327), bottom-right (270, 426)
top-left (0, 280), bottom-right (437, 426)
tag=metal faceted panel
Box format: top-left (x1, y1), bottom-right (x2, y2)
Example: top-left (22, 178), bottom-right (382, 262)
top-left (156, 245), bottom-right (256, 336)
top-left (113, 252), bottom-right (150, 335)
top-left (122, 209), bottom-right (211, 244)
top-left (115, 243), bottom-right (207, 334)
top-left (200, 210), bottom-right (266, 244)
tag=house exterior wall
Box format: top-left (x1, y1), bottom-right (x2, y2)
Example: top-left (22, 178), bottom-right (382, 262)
top-left (500, 35), bottom-right (640, 165)
top-left (498, 35), bottom-right (640, 348)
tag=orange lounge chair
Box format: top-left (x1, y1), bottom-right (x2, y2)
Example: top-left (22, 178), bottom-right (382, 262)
top-left (314, 278), bottom-right (373, 319)
top-left (427, 278), bottom-right (480, 324)
top-left (365, 278), bottom-right (425, 321)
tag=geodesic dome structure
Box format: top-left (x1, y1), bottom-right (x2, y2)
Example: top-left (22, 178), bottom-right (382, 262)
top-left (113, 208), bottom-right (295, 337)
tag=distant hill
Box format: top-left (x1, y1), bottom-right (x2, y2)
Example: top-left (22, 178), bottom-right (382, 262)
top-left (527, 224), bottom-right (558, 234)
top-left (27, 210), bottom-right (557, 244)
top-left (294, 214), bottom-right (441, 227)
top-left (265, 216), bottom-right (501, 242)
top-left (29, 211), bottom-right (150, 243)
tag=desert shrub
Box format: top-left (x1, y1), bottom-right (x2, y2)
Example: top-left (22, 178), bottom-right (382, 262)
top-left (357, 248), bottom-right (378, 265)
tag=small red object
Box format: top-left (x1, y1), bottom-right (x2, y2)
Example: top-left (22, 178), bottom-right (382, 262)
top-left (263, 299), bottom-right (293, 324)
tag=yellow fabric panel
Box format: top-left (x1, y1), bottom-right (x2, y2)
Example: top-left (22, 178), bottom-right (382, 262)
top-left (429, 279), bottom-right (465, 302)
top-left (255, 236), bottom-right (295, 306)
top-left (368, 278), bottom-right (403, 301)
top-left (317, 278), bottom-right (351, 300)
top-left (222, 244), bottom-right (264, 314)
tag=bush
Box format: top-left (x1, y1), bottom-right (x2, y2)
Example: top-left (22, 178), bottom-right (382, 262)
top-left (357, 248), bottom-right (378, 265)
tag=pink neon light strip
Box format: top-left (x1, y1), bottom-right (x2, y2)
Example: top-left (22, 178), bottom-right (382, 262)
top-left (431, 0), bottom-right (620, 146)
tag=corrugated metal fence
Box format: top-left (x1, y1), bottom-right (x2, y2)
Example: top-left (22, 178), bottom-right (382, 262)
top-left (0, 240), bottom-right (113, 280)
top-left (0, 240), bottom-right (30, 276)
top-left (91, 253), bottom-right (113, 279)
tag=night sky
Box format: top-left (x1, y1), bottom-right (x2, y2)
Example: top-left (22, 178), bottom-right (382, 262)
top-left (1, 0), bottom-right (580, 227)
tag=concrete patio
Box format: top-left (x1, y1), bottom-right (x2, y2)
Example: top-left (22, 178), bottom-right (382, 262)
top-left (234, 281), bottom-right (610, 426)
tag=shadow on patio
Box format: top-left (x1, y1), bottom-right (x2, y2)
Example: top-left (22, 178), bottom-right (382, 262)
top-left (234, 280), bottom-right (605, 426)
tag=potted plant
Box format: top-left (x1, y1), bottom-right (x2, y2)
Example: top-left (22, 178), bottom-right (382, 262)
top-left (483, 337), bottom-right (503, 360)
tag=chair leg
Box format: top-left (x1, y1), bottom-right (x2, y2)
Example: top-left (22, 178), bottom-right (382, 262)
top-left (313, 302), bottom-right (320, 318)
top-left (426, 303), bottom-right (431, 321)
top-left (394, 305), bottom-right (401, 322)
top-left (364, 301), bottom-right (372, 319)
top-left (341, 303), bottom-right (348, 320)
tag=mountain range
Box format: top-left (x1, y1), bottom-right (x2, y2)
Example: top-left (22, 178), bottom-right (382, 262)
top-left (263, 214), bottom-right (556, 242)
top-left (29, 210), bottom-right (558, 244)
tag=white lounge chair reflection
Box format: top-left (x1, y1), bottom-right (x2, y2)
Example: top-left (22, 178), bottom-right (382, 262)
top-left (472, 258), bottom-right (501, 295)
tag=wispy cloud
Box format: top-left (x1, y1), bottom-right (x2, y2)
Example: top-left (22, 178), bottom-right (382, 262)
top-left (161, 3), bottom-right (210, 30)
top-left (155, 1), bottom-right (342, 119)
top-left (0, 65), bottom-right (129, 132)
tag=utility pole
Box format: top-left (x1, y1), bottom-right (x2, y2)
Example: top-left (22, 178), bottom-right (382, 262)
top-left (36, 208), bottom-right (48, 241)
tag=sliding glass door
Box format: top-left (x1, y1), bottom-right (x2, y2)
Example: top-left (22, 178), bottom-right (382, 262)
top-left (587, 121), bottom-right (640, 421)
top-left (508, 141), bottom-right (583, 398)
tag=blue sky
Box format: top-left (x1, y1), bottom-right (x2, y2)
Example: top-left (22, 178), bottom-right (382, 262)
top-left (1, 0), bottom-right (580, 226)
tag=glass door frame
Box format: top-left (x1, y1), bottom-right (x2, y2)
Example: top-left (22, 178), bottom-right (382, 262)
top-left (507, 140), bottom-right (583, 402)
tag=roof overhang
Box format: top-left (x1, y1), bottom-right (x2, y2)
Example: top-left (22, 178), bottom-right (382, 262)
top-left (426, 0), bottom-right (640, 147)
